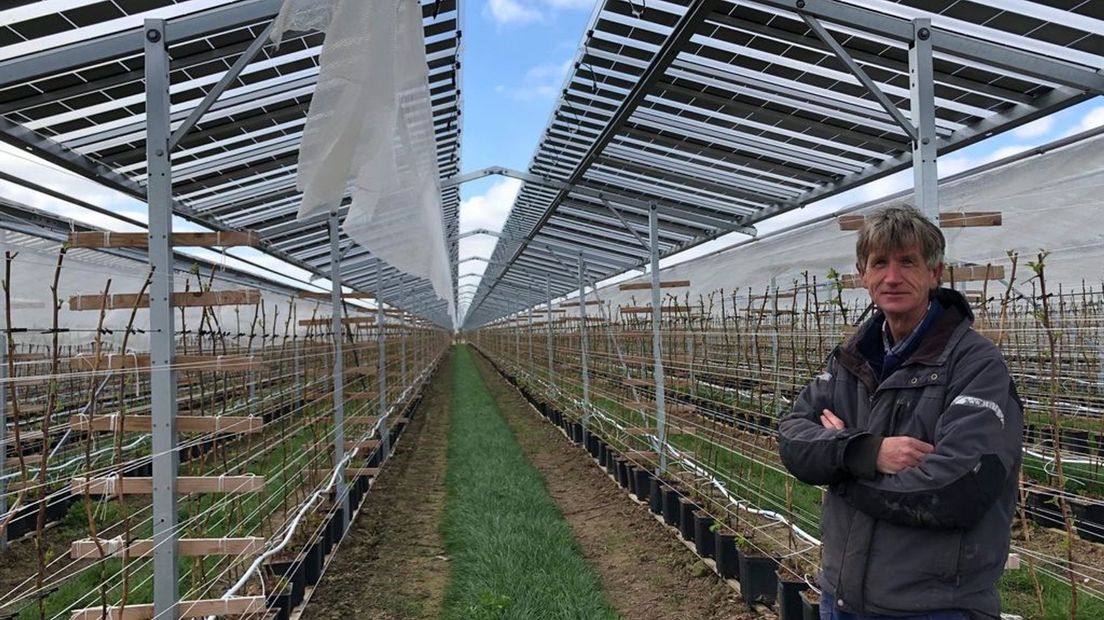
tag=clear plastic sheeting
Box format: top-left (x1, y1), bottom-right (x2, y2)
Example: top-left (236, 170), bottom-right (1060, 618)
top-left (570, 130), bottom-right (1104, 315)
top-left (273, 0), bottom-right (456, 324)
top-left (272, 0), bottom-right (336, 37)
top-left (0, 230), bottom-right (333, 351)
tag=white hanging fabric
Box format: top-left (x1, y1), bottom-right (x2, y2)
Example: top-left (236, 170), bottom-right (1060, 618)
top-left (272, 0), bottom-right (456, 323)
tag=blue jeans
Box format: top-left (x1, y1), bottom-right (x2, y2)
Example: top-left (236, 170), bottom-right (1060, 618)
top-left (820, 592), bottom-right (970, 620)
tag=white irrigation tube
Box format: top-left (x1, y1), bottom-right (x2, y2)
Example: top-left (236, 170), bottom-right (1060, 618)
top-left (562, 388), bottom-right (824, 548)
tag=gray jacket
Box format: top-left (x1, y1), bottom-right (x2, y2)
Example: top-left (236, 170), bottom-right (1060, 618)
top-left (778, 289), bottom-right (1022, 618)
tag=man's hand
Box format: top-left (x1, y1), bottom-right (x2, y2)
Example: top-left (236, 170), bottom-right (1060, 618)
top-left (820, 409), bottom-right (845, 430)
top-left (876, 437), bottom-right (935, 474)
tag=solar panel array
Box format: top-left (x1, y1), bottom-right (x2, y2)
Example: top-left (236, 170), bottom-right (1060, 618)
top-left (461, 0), bottom-right (1103, 328)
top-left (0, 0), bottom-right (462, 326)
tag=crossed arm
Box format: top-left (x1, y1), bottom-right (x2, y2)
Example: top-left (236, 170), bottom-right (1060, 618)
top-left (779, 350), bottom-right (1022, 529)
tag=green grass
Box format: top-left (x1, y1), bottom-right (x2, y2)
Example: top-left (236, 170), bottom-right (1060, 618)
top-left (999, 562), bottom-right (1104, 619)
top-left (440, 346), bottom-right (618, 620)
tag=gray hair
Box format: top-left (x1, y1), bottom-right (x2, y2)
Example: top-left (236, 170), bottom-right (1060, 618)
top-left (856, 205), bottom-right (945, 269)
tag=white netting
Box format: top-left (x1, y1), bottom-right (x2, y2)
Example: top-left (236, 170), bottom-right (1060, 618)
top-left (273, 0), bottom-right (456, 324)
top-left (0, 230), bottom-right (338, 350)
top-left (569, 131), bottom-right (1104, 314)
top-left (271, 0), bottom-right (336, 37)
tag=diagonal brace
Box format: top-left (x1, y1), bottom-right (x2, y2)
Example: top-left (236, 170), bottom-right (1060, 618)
top-left (800, 14), bottom-right (918, 142)
top-left (169, 22), bottom-right (275, 150)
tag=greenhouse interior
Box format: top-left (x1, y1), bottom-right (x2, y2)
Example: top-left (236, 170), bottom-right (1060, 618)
top-left (0, 0), bottom-right (1101, 619)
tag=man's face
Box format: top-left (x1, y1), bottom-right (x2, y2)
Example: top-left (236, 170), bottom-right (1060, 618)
top-left (859, 244), bottom-right (942, 321)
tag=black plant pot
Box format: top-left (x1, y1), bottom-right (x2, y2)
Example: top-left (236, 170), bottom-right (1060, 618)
top-left (266, 591), bottom-right (292, 620)
top-left (329, 508), bottom-right (346, 546)
top-left (587, 433), bottom-right (599, 457)
top-left (304, 538), bottom-right (325, 585)
top-left (45, 496), bottom-right (70, 523)
top-left (366, 449), bottom-right (382, 468)
top-left (1025, 489), bottom-right (1064, 529)
top-left (662, 487), bottom-right (682, 526)
top-left (649, 478), bottom-right (664, 514)
top-left (267, 560), bottom-right (305, 609)
top-left (1073, 500), bottom-right (1104, 543)
top-left (597, 441), bottom-right (608, 465)
top-left (122, 461), bottom-right (153, 477)
top-left (801, 592), bottom-right (820, 620)
top-left (618, 461), bottom-right (632, 489)
top-left (693, 512), bottom-right (715, 558)
top-left (607, 455), bottom-right (620, 478)
top-left (777, 575), bottom-right (809, 620)
top-left (679, 499), bottom-right (699, 542)
top-left (714, 531), bottom-right (739, 579)
top-left (9, 504), bottom-right (35, 540)
top-left (739, 553), bottom-right (779, 604)
top-left (633, 468), bottom-right (652, 501)
top-left (320, 514), bottom-right (335, 555)
top-left (624, 463), bottom-right (638, 491)
top-left (1062, 429), bottom-right (1092, 456)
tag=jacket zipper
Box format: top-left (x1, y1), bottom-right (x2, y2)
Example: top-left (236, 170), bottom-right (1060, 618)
top-left (856, 397), bottom-right (909, 611)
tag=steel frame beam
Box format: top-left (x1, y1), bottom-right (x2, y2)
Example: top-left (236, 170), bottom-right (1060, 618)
top-left (799, 14), bottom-right (917, 141)
top-left (144, 19), bottom-right (179, 617)
top-left (0, 0), bottom-right (283, 87)
top-left (376, 260), bottom-right (390, 461)
top-left (168, 19), bottom-right (275, 150)
top-left (910, 19), bottom-right (938, 221)
top-left (648, 204), bottom-right (668, 475)
top-left (578, 254), bottom-right (590, 424)
top-left (781, 0), bottom-right (1104, 92)
top-left (328, 210), bottom-right (350, 532)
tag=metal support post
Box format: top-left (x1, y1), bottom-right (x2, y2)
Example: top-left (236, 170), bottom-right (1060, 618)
top-left (527, 283), bottom-right (535, 379)
top-left (376, 260), bottom-right (390, 460)
top-left (578, 254), bottom-right (590, 425)
top-left (293, 338), bottom-right (302, 408)
top-left (144, 19), bottom-right (179, 616)
top-left (0, 343), bottom-right (7, 550)
top-left (400, 282), bottom-right (408, 387)
top-left (328, 211), bottom-right (349, 531)
top-left (771, 278), bottom-right (781, 417)
top-left (546, 275), bottom-right (555, 394)
top-left (910, 18), bottom-right (938, 221)
top-left (648, 204), bottom-right (669, 474)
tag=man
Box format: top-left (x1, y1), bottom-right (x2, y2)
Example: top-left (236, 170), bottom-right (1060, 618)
top-left (778, 206), bottom-right (1022, 620)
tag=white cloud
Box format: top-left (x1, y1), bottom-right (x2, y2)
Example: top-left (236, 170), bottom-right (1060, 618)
top-left (1073, 105), bottom-right (1104, 134)
top-left (482, 0), bottom-right (593, 25)
top-left (459, 177), bottom-right (521, 233)
top-left (484, 0), bottom-right (542, 25)
top-left (456, 178), bottom-right (522, 307)
top-left (1011, 116), bottom-right (1054, 139)
top-left (496, 59), bottom-right (572, 102)
top-left (546, 0), bottom-right (596, 9)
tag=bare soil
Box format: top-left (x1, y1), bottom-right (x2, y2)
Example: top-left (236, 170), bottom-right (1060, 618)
top-left (471, 353), bottom-right (763, 620)
top-left (301, 355), bottom-right (452, 620)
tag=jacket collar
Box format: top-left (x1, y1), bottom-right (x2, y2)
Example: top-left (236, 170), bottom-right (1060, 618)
top-left (837, 288), bottom-right (974, 389)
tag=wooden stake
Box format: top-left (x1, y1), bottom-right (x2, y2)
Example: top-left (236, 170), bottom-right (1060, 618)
top-left (69, 596), bottom-right (265, 619)
top-left (70, 537), bottom-right (265, 559)
top-left (67, 231), bottom-right (261, 249)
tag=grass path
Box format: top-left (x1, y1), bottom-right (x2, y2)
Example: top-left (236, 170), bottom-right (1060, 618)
top-left (440, 346), bottom-right (618, 620)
